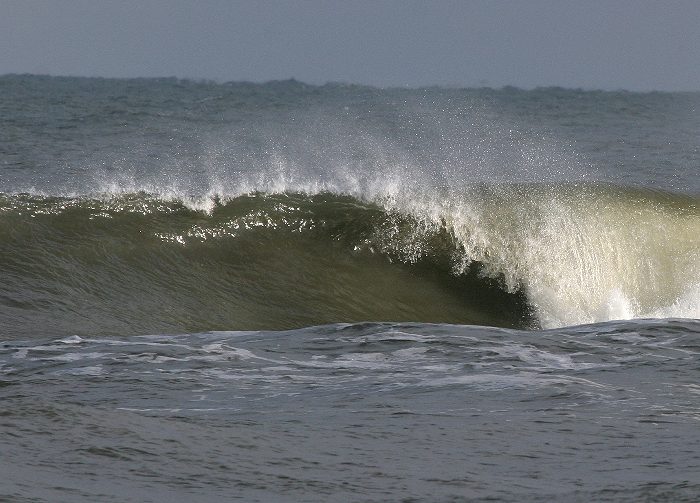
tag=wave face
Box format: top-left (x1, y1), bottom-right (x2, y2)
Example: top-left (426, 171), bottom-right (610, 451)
top-left (0, 185), bottom-right (697, 336)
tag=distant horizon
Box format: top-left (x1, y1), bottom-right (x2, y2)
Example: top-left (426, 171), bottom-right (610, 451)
top-left (3, 72), bottom-right (699, 94)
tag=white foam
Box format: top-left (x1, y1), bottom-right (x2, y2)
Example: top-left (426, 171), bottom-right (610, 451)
top-left (423, 186), bottom-right (700, 328)
top-left (58, 335), bottom-right (84, 344)
top-left (422, 372), bottom-right (609, 391)
top-left (648, 282), bottom-right (700, 320)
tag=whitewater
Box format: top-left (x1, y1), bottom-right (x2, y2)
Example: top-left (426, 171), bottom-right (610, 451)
top-left (1, 75), bottom-right (699, 502)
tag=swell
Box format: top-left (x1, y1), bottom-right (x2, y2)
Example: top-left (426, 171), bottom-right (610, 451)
top-left (0, 184), bottom-right (697, 337)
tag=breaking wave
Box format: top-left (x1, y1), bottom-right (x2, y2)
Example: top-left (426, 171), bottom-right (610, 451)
top-left (1, 182), bottom-right (697, 337)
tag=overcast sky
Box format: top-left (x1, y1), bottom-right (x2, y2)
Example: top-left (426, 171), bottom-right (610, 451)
top-left (1, 0), bottom-right (699, 91)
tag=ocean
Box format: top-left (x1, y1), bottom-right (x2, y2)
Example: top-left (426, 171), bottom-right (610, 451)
top-left (0, 74), bottom-right (698, 502)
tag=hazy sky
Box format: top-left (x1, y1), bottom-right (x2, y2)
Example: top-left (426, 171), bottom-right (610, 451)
top-left (1, 0), bottom-right (699, 90)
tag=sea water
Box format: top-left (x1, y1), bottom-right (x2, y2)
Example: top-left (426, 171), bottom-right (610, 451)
top-left (0, 75), bottom-right (698, 502)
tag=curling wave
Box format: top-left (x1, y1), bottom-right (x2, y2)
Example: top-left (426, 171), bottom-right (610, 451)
top-left (0, 183), bottom-right (697, 337)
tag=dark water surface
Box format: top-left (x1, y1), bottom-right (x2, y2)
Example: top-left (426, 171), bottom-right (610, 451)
top-left (2, 321), bottom-right (700, 502)
top-left (1, 75), bottom-right (699, 501)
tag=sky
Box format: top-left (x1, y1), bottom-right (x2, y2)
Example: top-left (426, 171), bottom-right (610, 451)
top-left (1, 0), bottom-right (699, 91)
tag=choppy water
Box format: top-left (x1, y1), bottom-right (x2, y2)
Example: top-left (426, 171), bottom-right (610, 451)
top-left (1, 75), bottom-right (699, 501)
